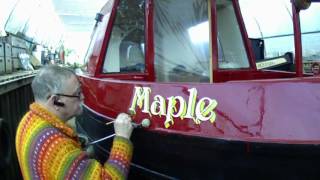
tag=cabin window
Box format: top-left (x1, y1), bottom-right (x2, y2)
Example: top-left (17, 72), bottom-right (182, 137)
top-left (300, 4), bottom-right (320, 73)
top-left (239, 0), bottom-right (295, 71)
top-left (102, 0), bottom-right (145, 73)
top-left (216, 0), bottom-right (249, 69)
top-left (154, 0), bottom-right (210, 83)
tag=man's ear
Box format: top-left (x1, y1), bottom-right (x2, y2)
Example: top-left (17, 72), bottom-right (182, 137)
top-left (50, 95), bottom-right (65, 107)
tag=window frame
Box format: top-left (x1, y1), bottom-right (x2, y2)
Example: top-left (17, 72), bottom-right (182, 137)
top-left (95, 0), bottom-right (155, 81)
top-left (212, 0), bottom-right (257, 82)
top-left (94, 0), bottom-right (259, 82)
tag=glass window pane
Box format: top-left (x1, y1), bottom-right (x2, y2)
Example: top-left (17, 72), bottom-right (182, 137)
top-left (239, 0), bottom-right (295, 71)
top-left (102, 0), bottom-right (145, 73)
top-left (154, 0), bottom-right (210, 83)
top-left (217, 0), bottom-right (249, 69)
top-left (300, 3), bottom-right (320, 73)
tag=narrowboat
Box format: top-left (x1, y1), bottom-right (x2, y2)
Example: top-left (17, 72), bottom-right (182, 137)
top-left (76, 0), bottom-right (320, 179)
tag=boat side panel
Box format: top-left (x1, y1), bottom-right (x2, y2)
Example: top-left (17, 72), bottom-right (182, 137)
top-left (79, 75), bottom-right (320, 144)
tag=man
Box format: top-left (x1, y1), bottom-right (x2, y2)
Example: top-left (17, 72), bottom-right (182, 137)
top-left (16, 65), bottom-right (134, 179)
top-left (311, 62), bottom-right (320, 76)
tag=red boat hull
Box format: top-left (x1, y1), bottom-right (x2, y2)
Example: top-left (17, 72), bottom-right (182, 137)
top-left (77, 74), bottom-right (320, 179)
top-left (79, 74), bottom-right (320, 144)
top-left (77, 104), bottom-right (320, 179)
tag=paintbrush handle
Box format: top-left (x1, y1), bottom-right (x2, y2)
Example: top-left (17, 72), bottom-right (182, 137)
top-left (105, 121), bottom-right (114, 126)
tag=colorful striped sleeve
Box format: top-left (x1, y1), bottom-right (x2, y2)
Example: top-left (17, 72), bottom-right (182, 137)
top-left (16, 112), bottom-right (133, 180)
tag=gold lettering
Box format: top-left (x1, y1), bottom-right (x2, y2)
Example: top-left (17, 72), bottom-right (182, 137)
top-left (129, 86), bottom-right (218, 128)
top-left (129, 87), bottom-right (151, 115)
top-left (185, 88), bottom-right (197, 120)
top-left (195, 98), bottom-right (218, 124)
top-left (164, 96), bottom-right (187, 128)
top-left (165, 96), bottom-right (176, 128)
top-left (150, 95), bottom-right (166, 117)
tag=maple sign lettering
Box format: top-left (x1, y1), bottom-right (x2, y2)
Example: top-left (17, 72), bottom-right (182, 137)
top-left (129, 87), bottom-right (218, 128)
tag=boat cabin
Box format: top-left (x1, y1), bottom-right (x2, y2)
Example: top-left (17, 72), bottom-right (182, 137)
top-left (83, 0), bottom-right (319, 83)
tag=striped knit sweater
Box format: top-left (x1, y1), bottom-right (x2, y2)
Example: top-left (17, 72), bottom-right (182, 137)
top-left (16, 103), bottom-right (133, 180)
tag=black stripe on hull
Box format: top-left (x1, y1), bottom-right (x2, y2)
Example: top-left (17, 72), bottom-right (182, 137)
top-left (76, 107), bottom-right (320, 180)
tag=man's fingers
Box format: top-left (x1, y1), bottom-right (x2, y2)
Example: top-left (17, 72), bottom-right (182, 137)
top-left (106, 113), bottom-right (131, 126)
top-left (116, 113), bottom-right (132, 124)
top-left (114, 113), bottom-right (134, 139)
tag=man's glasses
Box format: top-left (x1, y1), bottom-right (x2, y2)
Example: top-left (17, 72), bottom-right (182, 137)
top-left (55, 88), bottom-right (82, 99)
top-left (49, 86), bottom-right (83, 100)
top-left (55, 93), bottom-right (81, 99)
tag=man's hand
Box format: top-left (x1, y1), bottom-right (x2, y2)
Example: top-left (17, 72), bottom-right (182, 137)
top-left (114, 113), bottom-right (134, 139)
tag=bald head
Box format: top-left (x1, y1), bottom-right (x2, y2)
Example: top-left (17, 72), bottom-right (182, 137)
top-left (32, 65), bottom-right (76, 102)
